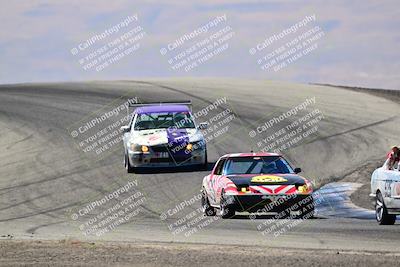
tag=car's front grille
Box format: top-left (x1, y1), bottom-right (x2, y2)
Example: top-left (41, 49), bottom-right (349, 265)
top-left (151, 144), bottom-right (189, 154)
top-left (151, 145), bottom-right (169, 153)
top-left (150, 156), bottom-right (191, 164)
top-left (150, 158), bottom-right (171, 163)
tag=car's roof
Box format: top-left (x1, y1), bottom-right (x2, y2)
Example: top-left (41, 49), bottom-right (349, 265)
top-left (221, 152), bottom-right (282, 158)
top-left (134, 105), bottom-right (190, 114)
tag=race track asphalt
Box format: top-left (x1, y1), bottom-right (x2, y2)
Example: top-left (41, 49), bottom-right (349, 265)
top-left (0, 79), bottom-right (399, 263)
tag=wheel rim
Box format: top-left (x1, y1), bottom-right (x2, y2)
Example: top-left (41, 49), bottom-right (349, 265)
top-left (376, 197), bottom-right (384, 221)
top-left (220, 205), bottom-right (226, 216)
top-left (220, 193), bottom-right (227, 216)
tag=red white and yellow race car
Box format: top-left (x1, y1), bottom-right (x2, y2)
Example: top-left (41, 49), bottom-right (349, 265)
top-left (201, 152), bottom-right (314, 219)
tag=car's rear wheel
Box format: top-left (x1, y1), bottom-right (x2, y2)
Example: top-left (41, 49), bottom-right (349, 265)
top-left (220, 191), bottom-right (235, 219)
top-left (376, 192), bottom-right (396, 225)
top-left (124, 153), bottom-right (135, 173)
top-left (201, 189), bottom-right (216, 216)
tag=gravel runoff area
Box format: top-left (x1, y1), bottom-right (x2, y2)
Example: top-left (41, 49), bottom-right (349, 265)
top-left (1, 240), bottom-right (400, 267)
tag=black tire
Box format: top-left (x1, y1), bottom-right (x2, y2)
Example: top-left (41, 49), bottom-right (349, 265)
top-left (376, 192), bottom-right (396, 225)
top-left (201, 189), bottom-right (216, 216)
top-left (220, 191), bottom-right (235, 219)
top-left (201, 150), bottom-right (208, 170)
top-left (125, 153), bottom-right (135, 173)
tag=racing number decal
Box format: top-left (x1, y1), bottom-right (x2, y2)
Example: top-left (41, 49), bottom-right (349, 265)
top-left (387, 181), bottom-right (400, 198)
top-left (395, 182), bottom-right (400, 197)
top-left (251, 175), bottom-right (287, 183)
top-left (384, 180), bottom-right (393, 198)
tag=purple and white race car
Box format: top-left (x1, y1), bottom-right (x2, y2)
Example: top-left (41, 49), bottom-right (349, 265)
top-left (121, 101), bottom-right (208, 172)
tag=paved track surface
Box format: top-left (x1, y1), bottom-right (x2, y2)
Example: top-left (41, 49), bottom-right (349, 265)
top-left (1, 79), bottom-right (400, 264)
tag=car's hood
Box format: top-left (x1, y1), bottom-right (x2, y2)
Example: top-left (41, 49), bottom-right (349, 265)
top-left (226, 173), bottom-right (307, 186)
top-left (130, 128), bottom-right (203, 146)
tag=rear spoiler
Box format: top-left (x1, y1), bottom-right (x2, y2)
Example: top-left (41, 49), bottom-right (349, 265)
top-left (128, 100), bottom-right (192, 109)
top-left (126, 100), bottom-right (192, 118)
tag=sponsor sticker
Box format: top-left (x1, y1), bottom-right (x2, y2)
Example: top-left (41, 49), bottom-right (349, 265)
top-left (251, 175), bottom-right (287, 183)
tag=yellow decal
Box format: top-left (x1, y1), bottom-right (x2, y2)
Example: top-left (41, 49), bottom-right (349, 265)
top-left (297, 185), bottom-right (308, 193)
top-left (251, 175), bottom-right (287, 183)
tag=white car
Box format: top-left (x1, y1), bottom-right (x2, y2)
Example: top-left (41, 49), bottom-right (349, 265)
top-left (121, 101), bottom-right (208, 172)
top-left (370, 160), bottom-right (400, 225)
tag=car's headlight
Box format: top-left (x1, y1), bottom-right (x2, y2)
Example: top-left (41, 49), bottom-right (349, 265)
top-left (129, 143), bottom-right (139, 151)
top-left (186, 143), bottom-right (193, 151)
top-left (129, 143), bottom-right (149, 153)
top-left (297, 185), bottom-right (309, 194)
top-left (297, 179), bottom-right (313, 194)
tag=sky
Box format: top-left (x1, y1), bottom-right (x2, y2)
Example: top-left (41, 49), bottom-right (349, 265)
top-left (0, 0), bottom-right (399, 89)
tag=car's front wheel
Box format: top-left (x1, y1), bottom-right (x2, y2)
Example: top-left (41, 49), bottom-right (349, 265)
top-left (376, 192), bottom-right (396, 225)
top-left (196, 149), bottom-right (208, 171)
top-left (124, 153), bottom-right (135, 173)
top-left (201, 150), bottom-right (208, 170)
top-left (220, 191), bottom-right (235, 219)
top-left (201, 188), bottom-right (216, 216)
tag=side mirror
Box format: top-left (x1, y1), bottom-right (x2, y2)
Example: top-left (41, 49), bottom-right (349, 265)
top-left (198, 122), bottom-right (208, 129)
top-left (120, 125), bottom-right (130, 133)
top-left (294, 167), bottom-right (302, 174)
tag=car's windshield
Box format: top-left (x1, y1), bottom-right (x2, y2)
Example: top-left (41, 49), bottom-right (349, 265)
top-left (224, 156), bottom-right (294, 175)
top-left (134, 111), bottom-right (196, 130)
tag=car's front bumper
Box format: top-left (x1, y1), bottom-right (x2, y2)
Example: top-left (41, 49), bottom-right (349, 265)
top-left (128, 149), bottom-right (206, 168)
top-left (225, 194), bottom-right (313, 213)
